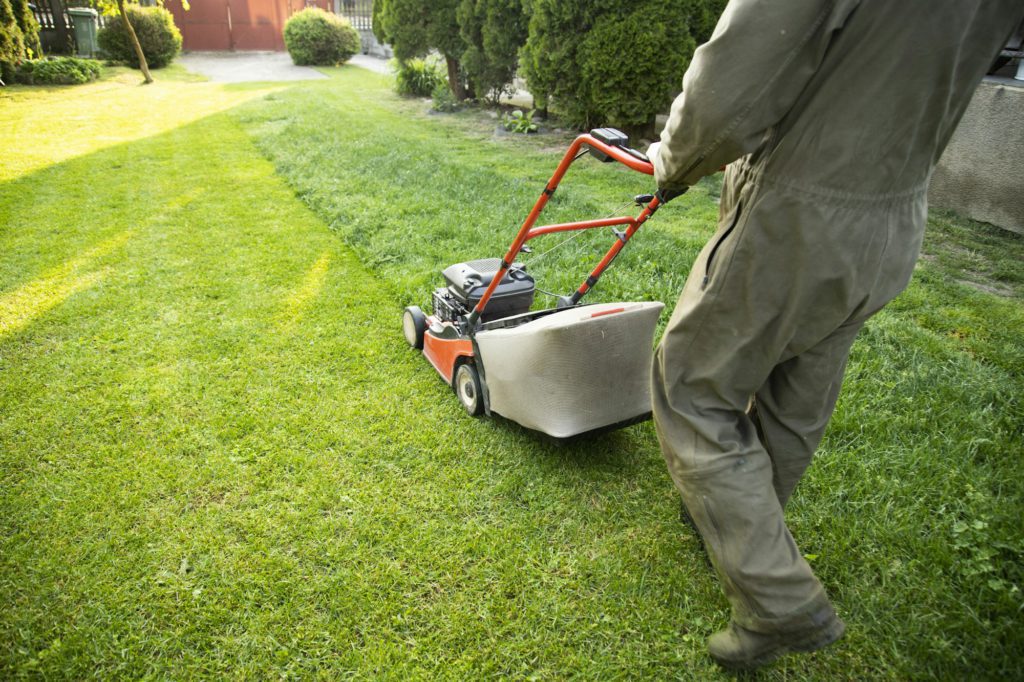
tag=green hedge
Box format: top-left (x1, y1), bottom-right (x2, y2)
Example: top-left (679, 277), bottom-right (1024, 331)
top-left (283, 8), bottom-right (360, 66)
top-left (97, 5), bottom-right (181, 70)
top-left (13, 56), bottom-right (100, 84)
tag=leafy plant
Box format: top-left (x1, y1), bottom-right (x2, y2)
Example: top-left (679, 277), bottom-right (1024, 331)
top-left (501, 108), bottom-right (538, 134)
top-left (430, 81), bottom-right (458, 112)
top-left (392, 55), bottom-right (444, 97)
top-left (97, 5), bottom-right (181, 69)
top-left (283, 8), bottom-right (360, 67)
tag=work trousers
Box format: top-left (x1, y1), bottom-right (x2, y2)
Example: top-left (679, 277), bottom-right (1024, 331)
top-left (652, 160), bottom-right (926, 632)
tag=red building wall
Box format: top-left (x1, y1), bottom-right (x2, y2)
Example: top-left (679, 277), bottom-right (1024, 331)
top-left (166, 0), bottom-right (334, 52)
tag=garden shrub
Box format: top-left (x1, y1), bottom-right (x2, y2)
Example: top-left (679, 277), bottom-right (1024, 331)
top-left (283, 8), bottom-right (360, 66)
top-left (15, 56), bottom-right (100, 84)
top-left (392, 56), bottom-right (443, 97)
top-left (457, 0), bottom-right (527, 104)
top-left (98, 5), bottom-right (181, 69)
top-left (521, 0), bottom-right (718, 133)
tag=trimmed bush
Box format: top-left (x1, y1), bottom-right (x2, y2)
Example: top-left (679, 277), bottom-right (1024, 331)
top-left (457, 0), bottom-right (527, 104)
top-left (15, 56), bottom-right (100, 85)
top-left (521, 0), bottom-right (720, 133)
top-left (392, 56), bottom-right (443, 97)
top-left (283, 8), bottom-right (360, 66)
top-left (98, 5), bottom-right (181, 70)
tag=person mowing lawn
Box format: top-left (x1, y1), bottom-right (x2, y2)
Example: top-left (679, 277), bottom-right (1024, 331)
top-left (646, 0), bottom-right (1024, 670)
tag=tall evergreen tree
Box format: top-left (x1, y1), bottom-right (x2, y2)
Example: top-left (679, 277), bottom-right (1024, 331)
top-left (10, 0), bottom-right (39, 58)
top-left (520, 0), bottom-right (722, 134)
top-left (457, 0), bottom-right (528, 104)
top-left (0, 0), bottom-right (25, 83)
top-left (374, 0), bottom-right (468, 99)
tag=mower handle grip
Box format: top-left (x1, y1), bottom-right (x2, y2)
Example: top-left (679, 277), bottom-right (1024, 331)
top-left (577, 134), bottom-right (654, 175)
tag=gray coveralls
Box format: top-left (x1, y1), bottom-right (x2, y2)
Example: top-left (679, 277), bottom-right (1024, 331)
top-left (650, 0), bottom-right (1024, 634)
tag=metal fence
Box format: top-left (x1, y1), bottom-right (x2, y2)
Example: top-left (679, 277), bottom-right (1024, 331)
top-left (338, 0), bottom-right (372, 31)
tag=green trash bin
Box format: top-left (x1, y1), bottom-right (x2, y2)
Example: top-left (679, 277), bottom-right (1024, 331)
top-left (67, 7), bottom-right (99, 59)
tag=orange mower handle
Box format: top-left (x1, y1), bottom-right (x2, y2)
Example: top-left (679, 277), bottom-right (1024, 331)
top-left (467, 130), bottom-right (680, 327)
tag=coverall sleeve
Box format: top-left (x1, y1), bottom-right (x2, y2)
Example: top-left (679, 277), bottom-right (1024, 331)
top-left (653, 0), bottom-right (861, 189)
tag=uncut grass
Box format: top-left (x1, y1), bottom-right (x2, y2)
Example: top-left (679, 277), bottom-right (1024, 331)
top-left (235, 68), bottom-right (1024, 677)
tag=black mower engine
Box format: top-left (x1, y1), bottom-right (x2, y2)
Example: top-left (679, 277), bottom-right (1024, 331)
top-left (433, 258), bottom-right (536, 323)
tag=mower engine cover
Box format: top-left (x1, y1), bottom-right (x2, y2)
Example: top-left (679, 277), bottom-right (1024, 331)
top-left (442, 258), bottom-right (535, 322)
top-left (474, 301), bottom-right (665, 438)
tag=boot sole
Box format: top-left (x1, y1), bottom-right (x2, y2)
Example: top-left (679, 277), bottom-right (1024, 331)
top-left (712, 617), bottom-right (846, 671)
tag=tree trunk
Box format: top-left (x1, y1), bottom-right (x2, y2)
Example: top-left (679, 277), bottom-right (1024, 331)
top-left (117, 0), bottom-right (153, 84)
top-left (445, 54), bottom-right (465, 100)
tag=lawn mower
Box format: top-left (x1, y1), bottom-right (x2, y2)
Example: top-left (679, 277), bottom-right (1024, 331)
top-left (402, 128), bottom-right (681, 438)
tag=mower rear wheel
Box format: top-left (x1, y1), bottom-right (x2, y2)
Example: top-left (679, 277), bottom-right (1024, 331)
top-left (454, 362), bottom-right (484, 416)
top-left (403, 306), bottom-right (426, 349)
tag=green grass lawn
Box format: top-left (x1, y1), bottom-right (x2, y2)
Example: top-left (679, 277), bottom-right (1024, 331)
top-left (1, 65), bottom-right (1022, 679)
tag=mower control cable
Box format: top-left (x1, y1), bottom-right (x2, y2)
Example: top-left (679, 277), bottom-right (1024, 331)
top-left (524, 199), bottom-right (638, 298)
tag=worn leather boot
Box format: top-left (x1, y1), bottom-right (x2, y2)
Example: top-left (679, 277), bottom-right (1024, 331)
top-left (707, 613), bottom-right (845, 670)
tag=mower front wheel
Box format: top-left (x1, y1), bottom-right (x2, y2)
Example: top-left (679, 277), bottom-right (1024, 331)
top-left (403, 306), bottom-right (426, 349)
top-left (454, 362), bottom-right (484, 417)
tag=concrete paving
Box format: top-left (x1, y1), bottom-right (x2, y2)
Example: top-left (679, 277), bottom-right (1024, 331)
top-left (179, 50), bottom-right (391, 83)
top-left (349, 54), bottom-right (391, 75)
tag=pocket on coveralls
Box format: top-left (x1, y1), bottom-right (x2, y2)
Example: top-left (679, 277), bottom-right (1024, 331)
top-left (702, 201), bottom-right (744, 290)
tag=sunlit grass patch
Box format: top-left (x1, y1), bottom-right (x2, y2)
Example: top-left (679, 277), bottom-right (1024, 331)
top-left (0, 65), bottom-right (281, 182)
